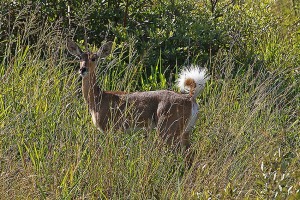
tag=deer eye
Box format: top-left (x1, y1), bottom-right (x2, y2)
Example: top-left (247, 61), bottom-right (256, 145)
top-left (79, 55), bottom-right (85, 61)
top-left (91, 55), bottom-right (98, 62)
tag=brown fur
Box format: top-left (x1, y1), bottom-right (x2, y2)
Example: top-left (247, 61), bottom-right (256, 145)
top-left (184, 78), bottom-right (196, 97)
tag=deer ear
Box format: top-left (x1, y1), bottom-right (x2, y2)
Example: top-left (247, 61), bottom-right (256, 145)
top-left (66, 38), bottom-right (83, 58)
top-left (97, 41), bottom-right (113, 58)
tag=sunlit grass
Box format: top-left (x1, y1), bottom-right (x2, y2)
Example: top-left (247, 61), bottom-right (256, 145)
top-left (1, 6), bottom-right (299, 199)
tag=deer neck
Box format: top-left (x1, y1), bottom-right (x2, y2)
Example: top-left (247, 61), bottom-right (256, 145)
top-left (82, 70), bottom-right (101, 112)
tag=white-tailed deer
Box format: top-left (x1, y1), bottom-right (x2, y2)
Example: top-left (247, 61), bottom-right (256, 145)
top-left (67, 39), bottom-right (209, 158)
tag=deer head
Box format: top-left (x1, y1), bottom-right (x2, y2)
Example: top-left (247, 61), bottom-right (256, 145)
top-left (67, 39), bottom-right (113, 77)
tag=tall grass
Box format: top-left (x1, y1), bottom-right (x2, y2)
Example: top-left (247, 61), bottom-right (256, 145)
top-left (1, 8), bottom-right (299, 200)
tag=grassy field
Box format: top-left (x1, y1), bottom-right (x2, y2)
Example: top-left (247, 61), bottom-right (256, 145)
top-left (1, 1), bottom-right (300, 199)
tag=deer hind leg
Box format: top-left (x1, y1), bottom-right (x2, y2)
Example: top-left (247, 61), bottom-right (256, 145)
top-left (156, 104), bottom-right (180, 147)
top-left (156, 114), bottom-right (189, 149)
top-left (181, 130), bottom-right (195, 167)
top-left (157, 104), bottom-right (195, 167)
top-left (157, 115), bottom-right (194, 166)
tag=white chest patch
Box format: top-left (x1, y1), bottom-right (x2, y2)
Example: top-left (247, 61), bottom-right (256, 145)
top-left (91, 111), bottom-right (97, 126)
top-left (91, 110), bottom-right (104, 132)
top-left (185, 101), bottom-right (199, 132)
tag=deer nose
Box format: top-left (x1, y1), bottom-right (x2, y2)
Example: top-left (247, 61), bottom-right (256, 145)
top-left (79, 67), bottom-right (88, 76)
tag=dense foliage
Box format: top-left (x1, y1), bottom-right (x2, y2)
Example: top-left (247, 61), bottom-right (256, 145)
top-left (2, 0), bottom-right (298, 71)
top-left (1, 0), bottom-right (299, 199)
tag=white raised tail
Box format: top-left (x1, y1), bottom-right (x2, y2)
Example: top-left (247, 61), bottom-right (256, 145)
top-left (177, 65), bottom-right (209, 134)
top-left (177, 65), bottom-right (209, 98)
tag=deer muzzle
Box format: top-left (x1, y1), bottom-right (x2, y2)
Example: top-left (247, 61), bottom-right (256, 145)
top-left (79, 67), bottom-right (88, 76)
